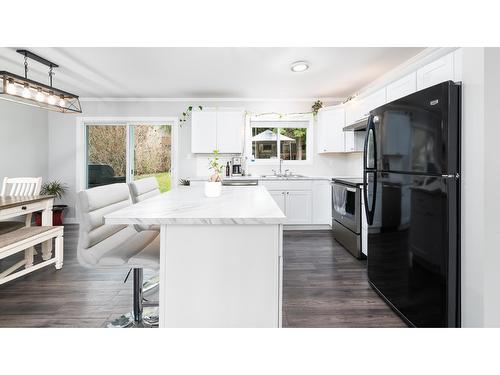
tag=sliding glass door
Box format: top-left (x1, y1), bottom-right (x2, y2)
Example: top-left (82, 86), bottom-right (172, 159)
top-left (86, 124), bottom-right (127, 188)
top-left (86, 122), bottom-right (174, 191)
top-left (130, 124), bottom-right (172, 192)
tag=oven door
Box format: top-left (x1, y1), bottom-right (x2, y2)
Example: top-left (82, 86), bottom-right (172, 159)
top-left (332, 182), bottom-right (360, 233)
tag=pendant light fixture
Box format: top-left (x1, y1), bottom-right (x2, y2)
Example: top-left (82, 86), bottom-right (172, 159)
top-left (0, 49), bottom-right (82, 113)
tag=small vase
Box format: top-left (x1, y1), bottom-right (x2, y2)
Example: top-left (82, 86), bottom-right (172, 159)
top-left (204, 181), bottom-right (222, 197)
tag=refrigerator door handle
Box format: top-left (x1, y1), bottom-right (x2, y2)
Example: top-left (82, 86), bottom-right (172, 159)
top-left (363, 171), bottom-right (376, 226)
top-left (363, 115), bottom-right (377, 170)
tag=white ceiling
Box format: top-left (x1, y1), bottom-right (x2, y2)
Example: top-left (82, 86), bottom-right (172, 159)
top-left (0, 47), bottom-right (425, 99)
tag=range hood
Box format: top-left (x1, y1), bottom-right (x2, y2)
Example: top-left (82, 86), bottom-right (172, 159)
top-left (343, 116), bottom-right (369, 131)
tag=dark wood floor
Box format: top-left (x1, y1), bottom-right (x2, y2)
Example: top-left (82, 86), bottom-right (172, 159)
top-left (283, 230), bottom-right (406, 327)
top-left (0, 226), bottom-right (406, 328)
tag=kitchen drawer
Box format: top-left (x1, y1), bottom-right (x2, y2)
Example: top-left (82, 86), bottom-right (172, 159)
top-left (0, 201), bottom-right (47, 220)
top-left (260, 180), bottom-right (312, 191)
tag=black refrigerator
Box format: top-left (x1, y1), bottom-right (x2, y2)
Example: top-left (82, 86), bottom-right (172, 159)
top-left (363, 81), bottom-right (461, 327)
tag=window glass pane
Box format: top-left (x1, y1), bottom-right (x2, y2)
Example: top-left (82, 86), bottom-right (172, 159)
top-left (279, 128), bottom-right (307, 160)
top-left (133, 124), bottom-right (172, 192)
top-left (251, 127), bottom-right (278, 159)
top-left (87, 125), bottom-right (126, 188)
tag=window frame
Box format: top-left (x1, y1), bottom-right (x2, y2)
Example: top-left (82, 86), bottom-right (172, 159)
top-left (245, 113), bottom-right (314, 165)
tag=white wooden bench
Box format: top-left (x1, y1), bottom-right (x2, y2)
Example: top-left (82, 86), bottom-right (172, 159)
top-left (0, 226), bottom-right (63, 285)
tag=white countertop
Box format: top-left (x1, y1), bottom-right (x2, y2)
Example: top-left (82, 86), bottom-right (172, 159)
top-left (188, 175), bottom-right (334, 182)
top-left (104, 185), bottom-right (286, 225)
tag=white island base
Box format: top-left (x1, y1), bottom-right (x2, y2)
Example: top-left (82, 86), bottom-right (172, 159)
top-left (159, 223), bottom-right (283, 328)
top-left (104, 186), bottom-right (286, 328)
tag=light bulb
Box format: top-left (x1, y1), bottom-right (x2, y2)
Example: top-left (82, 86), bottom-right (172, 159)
top-left (22, 84), bottom-right (31, 99)
top-left (58, 96), bottom-right (65, 107)
top-left (35, 89), bottom-right (45, 102)
top-left (47, 92), bottom-right (57, 105)
top-left (6, 79), bottom-right (16, 95)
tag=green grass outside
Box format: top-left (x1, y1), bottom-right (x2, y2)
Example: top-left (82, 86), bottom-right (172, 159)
top-left (136, 172), bottom-right (171, 193)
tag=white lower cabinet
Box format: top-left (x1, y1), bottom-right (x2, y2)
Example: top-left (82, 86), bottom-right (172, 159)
top-left (268, 190), bottom-right (312, 224)
top-left (312, 180), bottom-right (332, 224)
top-left (263, 179), bottom-right (331, 226)
top-left (285, 191), bottom-right (312, 224)
top-left (269, 190), bottom-right (286, 214)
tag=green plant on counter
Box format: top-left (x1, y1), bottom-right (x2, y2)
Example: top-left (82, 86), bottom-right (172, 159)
top-left (180, 105), bottom-right (203, 125)
top-left (40, 180), bottom-right (68, 199)
top-left (208, 150), bottom-right (223, 182)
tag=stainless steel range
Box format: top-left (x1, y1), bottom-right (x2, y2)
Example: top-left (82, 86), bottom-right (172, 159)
top-left (332, 178), bottom-right (364, 259)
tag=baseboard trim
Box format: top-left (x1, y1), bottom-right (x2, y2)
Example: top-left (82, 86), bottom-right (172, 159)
top-left (283, 224), bottom-right (332, 231)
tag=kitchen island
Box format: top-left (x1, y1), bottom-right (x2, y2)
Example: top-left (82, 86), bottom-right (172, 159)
top-left (104, 185), bottom-right (286, 328)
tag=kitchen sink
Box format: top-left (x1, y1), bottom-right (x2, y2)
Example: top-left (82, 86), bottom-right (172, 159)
top-left (260, 174), bottom-right (306, 179)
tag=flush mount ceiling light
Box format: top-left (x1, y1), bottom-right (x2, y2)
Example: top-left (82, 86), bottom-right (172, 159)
top-left (290, 61), bottom-right (310, 73)
top-left (0, 49), bottom-right (82, 113)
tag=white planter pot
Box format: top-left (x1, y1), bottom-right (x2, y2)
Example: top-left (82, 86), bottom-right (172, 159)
top-left (204, 181), bottom-right (222, 197)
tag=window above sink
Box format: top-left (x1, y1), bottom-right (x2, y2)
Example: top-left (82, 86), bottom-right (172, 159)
top-left (245, 113), bottom-right (313, 165)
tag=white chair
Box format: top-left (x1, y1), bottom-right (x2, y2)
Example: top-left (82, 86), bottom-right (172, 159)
top-left (128, 177), bottom-right (161, 230)
top-left (76, 183), bottom-right (160, 327)
top-left (0, 177), bottom-right (43, 267)
top-left (128, 177), bottom-right (161, 294)
top-left (0, 177), bottom-right (43, 235)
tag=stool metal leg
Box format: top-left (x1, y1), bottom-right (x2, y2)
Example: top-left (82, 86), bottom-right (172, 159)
top-left (107, 268), bottom-right (158, 328)
top-left (133, 268), bottom-right (143, 324)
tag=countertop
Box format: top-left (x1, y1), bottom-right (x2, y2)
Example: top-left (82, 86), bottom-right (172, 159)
top-left (188, 175), bottom-right (335, 182)
top-left (104, 185), bottom-right (286, 225)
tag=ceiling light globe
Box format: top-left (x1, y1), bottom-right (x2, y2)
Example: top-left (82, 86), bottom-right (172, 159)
top-left (36, 89), bottom-right (45, 102)
top-left (6, 79), bottom-right (16, 95)
top-left (22, 84), bottom-right (31, 99)
top-left (58, 97), bottom-right (66, 107)
top-left (48, 93), bottom-right (57, 105)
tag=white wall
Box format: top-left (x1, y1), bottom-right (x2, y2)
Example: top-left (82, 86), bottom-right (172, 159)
top-left (0, 100), bottom-right (49, 183)
top-left (460, 48), bottom-right (485, 327)
top-left (482, 48), bottom-right (500, 327)
top-left (48, 99), bottom-right (361, 220)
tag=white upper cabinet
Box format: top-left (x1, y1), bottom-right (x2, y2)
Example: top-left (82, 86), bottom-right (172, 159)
top-left (216, 111), bottom-right (244, 153)
top-left (453, 48), bottom-right (463, 82)
top-left (191, 110), bottom-right (217, 153)
top-left (386, 72), bottom-right (417, 102)
top-left (317, 106), bottom-right (346, 153)
top-left (191, 109), bottom-right (244, 153)
top-left (345, 98), bottom-right (364, 125)
top-left (360, 88), bottom-right (387, 117)
top-left (416, 53), bottom-right (454, 90)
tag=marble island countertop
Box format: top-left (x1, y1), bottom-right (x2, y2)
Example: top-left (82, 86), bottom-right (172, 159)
top-left (104, 185), bottom-right (286, 225)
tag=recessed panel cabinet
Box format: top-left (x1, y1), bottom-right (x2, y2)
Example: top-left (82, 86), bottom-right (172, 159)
top-left (317, 107), bottom-right (347, 153)
top-left (191, 110), bottom-right (244, 153)
top-left (386, 72), bottom-right (417, 102)
top-left (416, 53), bottom-right (454, 90)
top-left (191, 110), bottom-right (217, 153)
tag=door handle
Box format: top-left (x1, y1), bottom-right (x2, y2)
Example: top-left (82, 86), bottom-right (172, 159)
top-left (363, 115), bottom-right (376, 171)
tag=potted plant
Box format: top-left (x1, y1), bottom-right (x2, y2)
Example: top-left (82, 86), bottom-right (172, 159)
top-left (205, 150), bottom-right (223, 197)
top-left (35, 180), bottom-right (68, 226)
